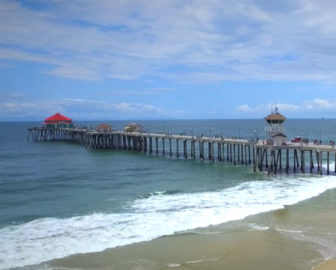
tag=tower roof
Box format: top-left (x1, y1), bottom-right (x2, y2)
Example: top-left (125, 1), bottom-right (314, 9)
top-left (265, 113), bottom-right (286, 121)
top-left (44, 113), bottom-right (72, 123)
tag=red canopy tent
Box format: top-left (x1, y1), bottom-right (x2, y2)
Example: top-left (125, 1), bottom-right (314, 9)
top-left (44, 113), bottom-right (72, 124)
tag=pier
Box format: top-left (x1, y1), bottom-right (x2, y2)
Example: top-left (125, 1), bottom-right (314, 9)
top-left (28, 127), bottom-right (336, 176)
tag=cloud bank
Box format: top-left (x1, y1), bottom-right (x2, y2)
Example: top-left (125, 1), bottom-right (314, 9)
top-left (0, 95), bottom-right (190, 120)
top-left (236, 98), bottom-right (336, 117)
top-left (1, 0), bottom-right (336, 82)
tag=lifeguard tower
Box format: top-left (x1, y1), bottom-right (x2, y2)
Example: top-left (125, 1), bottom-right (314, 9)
top-left (265, 107), bottom-right (287, 146)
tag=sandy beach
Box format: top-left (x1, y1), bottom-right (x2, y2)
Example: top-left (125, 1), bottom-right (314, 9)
top-left (45, 187), bottom-right (336, 270)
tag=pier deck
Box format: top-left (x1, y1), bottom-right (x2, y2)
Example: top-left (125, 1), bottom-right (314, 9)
top-left (28, 127), bottom-right (336, 176)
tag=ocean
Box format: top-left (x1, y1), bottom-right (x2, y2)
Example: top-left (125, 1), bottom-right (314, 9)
top-left (1, 119), bottom-right (336, 270)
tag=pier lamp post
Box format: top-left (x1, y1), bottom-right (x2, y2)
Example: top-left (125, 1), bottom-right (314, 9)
top-left (238, 126), bottom-right (241, 138)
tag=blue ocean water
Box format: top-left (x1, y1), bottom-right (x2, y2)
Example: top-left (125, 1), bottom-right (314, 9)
top-left (1, 119), bottom-right (336, 269)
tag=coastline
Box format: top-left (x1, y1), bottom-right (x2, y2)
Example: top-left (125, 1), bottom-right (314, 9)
top-left (45, 187), bottom-right (336, 270)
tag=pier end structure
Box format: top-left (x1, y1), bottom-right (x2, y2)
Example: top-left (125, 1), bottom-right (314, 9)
top-left (43, 113), bottom-right (73, 129)
top-left (265, 106), bottom-right (287, 146)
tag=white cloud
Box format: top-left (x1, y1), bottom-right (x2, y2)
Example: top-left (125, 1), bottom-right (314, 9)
top-left (104, 88), bottom-right (172, 95)
top-left (236, 103), bottom-right (299, 114)
top-left (0, 97), bottom-right (173, 120)
top-left (236, 98), bottom-right (336, 117)
top-left (114, 102), bottom-right (160, 114)
top-left (236, 104), bottom-right (252, 112)
top-left (276, 103), bottom-right (300, 112)
top-left (1, 0), bottom-right (336, 82)
top-left (304, 98), bottom-right (336, 110)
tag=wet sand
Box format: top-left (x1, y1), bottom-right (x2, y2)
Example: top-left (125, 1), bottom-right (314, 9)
top-left (45, 188), bottom-right (336, 270)
top-left (47, 229), bottom-right (321, 270)
top-left (313, 260), bottom-right (336, 270)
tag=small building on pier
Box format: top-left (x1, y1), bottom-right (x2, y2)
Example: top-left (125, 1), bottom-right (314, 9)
top-left (43, 113), bottom-right (73, 129)
top-left (265, 107), bottom-right (287, 146)
top-left (124, 123), bottom-right (145, 133)
top-left (96, 123), bottom-right (113, 133)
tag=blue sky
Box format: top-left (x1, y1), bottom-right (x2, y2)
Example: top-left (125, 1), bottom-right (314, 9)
top-left (1, 0), bottom-right (336, 120)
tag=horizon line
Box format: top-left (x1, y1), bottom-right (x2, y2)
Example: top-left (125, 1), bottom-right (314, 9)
top-left (0, 117), bottom-right (333, 122)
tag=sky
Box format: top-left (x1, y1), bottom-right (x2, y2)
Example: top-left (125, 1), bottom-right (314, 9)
top-left (1, 0), bottom-right (336, 121)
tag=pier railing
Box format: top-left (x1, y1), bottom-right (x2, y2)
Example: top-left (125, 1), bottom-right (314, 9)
top-left (28, 127), bottom-right (336, 176)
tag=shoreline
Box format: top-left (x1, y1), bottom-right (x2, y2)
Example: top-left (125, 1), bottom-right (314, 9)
top-left (3, 173), bottom-right (336, 270)
top-left (44, 188), bottom-right (336, 270)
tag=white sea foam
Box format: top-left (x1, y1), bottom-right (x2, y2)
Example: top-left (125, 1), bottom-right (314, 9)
top-left (168, 263), bottom-right (181, 267)
top-left (185, 258), bottom-right (218, 264)
top-left (1, 176), bottom-right (336, 269)
top-left (322, 161), bottom-right (335, 171)
top-left (248, 223), bottom-right (270, 231)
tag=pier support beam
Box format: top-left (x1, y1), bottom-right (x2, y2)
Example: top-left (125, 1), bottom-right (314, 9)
top-left (199, 141), bottom-right (203, 159)
top-left (244, 145), bottom-right (248, 165)
top-left (310, 150), bottom-right (314, 173)
top-left (208, 142), bottom-right (212, 161)
top-left (265, 149), bottom-right (268, 169)
top-left (301, 150), bottom-right (305, 173)
top-left (191, 140), bottom-right (195, 158)
top-left (248, 146), bottom-right (251, 164)
top-left (293, 149), bottom-right (299, 172)
top-left (184, 140), bottom-right (188, 159)
top-left (142, 137), bottom-right (146, 153)
top-left (169, 138), bottom-right (172, 157)
top-left (327, 151), bottom-right (330, 175)
top-left (222, 143), bottom-right (226, 162)
top-left (209, 142), bottom-right (214, 162)
top-left (268, 150), bottom-right (274, 175)
top-left (155, 137), bottom-right (158, 155)
top-left (253, 146), bottom-right (256, 172)
top-left (318, 151), bottom-right (322, 175)
top-left (149, 137), bottom-right (153, 154)
top-left (176, 140), bottom-right (179, 158)
top-left (228, 143), bottom-right (232, 162)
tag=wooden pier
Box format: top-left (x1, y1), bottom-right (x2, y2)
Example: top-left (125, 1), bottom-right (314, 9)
top-left (28, 127), bottom-right (336, 175)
